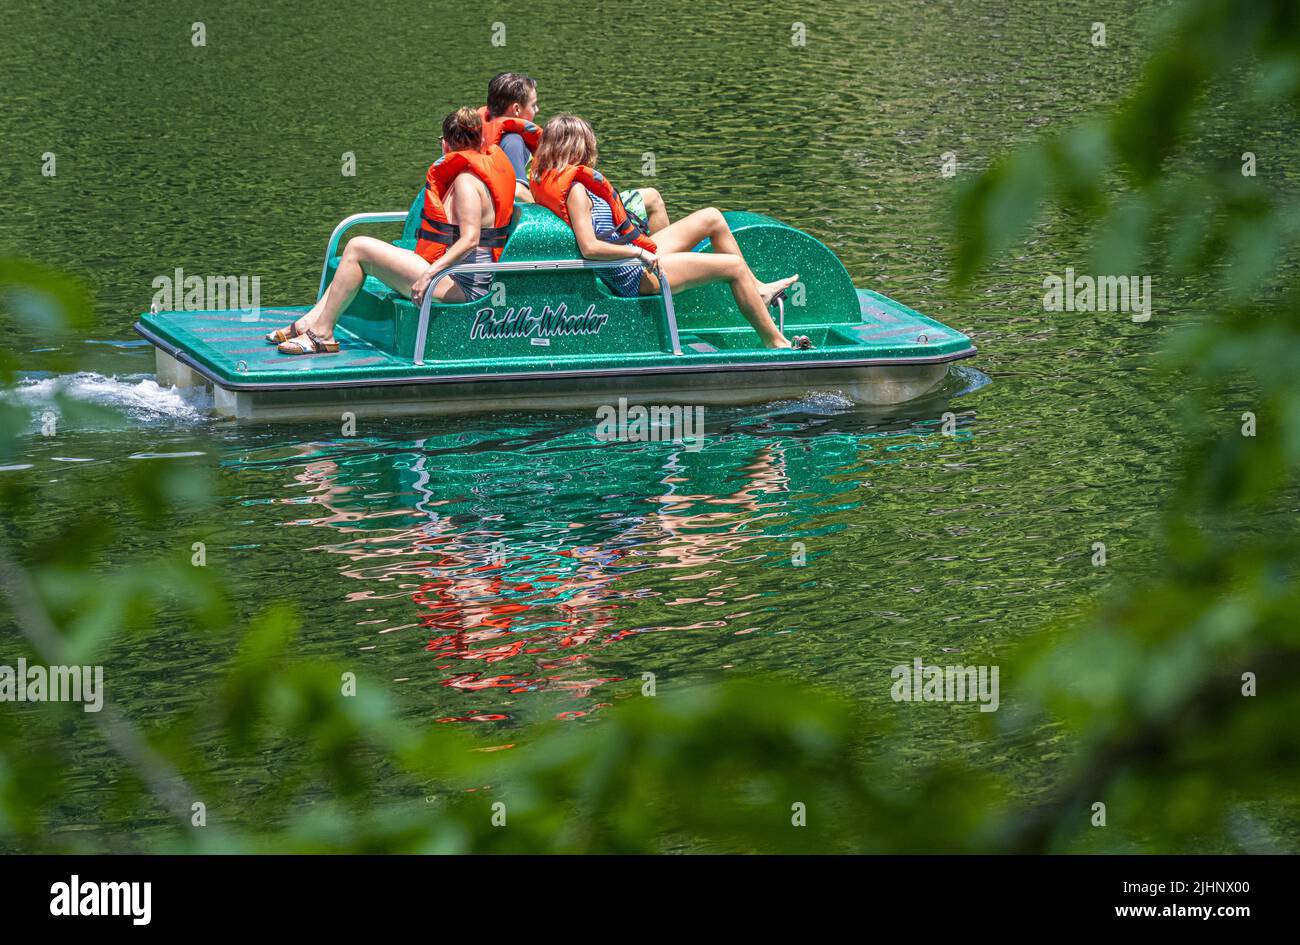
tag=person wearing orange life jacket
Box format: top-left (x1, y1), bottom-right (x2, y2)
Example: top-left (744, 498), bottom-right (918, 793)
top-left (530, 114), bottom-right (803, 349)
top-left (268, 108), bottom-right (515, 355)
top-left (479, 72), bottom-right (668, 229)
top-left (478, 106), bottom-right (542, 156)
top-left (480, 72), bottom-right (542, 204)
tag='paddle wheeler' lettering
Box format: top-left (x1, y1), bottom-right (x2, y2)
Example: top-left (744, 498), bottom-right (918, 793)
top-left (469, 303), bottom-right (609, 341)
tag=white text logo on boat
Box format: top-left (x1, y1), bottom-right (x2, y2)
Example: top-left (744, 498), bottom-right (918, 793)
top-left (470, 303), bottom-right (608, 342)
top-left (150, 268), bottom-right (261, 320)
top-left (50, 875), bottom-right (151, 925)
top-left (890, 657), bottom-right (999, 712)
top-left (1, 658), bottom-right (103, 712)
top-left (595, 397), bottom-right (705, 452)
top-left (1043, 268), bottom-right (1152, 322)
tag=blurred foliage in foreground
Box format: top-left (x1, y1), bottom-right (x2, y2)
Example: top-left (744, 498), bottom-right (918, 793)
top-left (2, 0), bottom-right (1300, 852)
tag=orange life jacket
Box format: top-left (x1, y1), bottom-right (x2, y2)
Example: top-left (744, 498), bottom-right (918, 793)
top-left (529, 164), bottom-right (657, 253)
top-left (415, 146), bottom-right (517, 264)
top-left (476, 106), bottom-right (542, 153)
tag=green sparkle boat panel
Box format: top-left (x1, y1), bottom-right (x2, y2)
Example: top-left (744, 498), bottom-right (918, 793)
top-left (135, 200), bottom-right (974, 392)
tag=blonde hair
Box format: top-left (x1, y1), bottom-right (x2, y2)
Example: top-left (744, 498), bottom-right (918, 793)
top-left (442, 106), bottom-right (482, 151)
top-left (532, 114), bottom-right (598, 176)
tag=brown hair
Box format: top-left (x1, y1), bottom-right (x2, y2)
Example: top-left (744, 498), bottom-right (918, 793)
top-left (441, 107), bottom-right (483, 152)
top-left (486, 72), bottom-right (537, 119)
top-left (532, 114), bottom-right (597, 176)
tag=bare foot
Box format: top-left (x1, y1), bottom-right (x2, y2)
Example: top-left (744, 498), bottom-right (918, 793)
top-left (759, 274), bottom-right (799, 307)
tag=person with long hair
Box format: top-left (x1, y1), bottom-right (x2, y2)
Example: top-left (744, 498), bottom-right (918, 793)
top-left (529, 114), bottom-right (805, 349)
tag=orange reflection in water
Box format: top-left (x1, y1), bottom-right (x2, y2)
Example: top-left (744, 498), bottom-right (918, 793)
top-left (274, 438), bottom-right (800, 720)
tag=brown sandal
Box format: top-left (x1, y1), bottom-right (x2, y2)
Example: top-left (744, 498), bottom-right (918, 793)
top-left (266, 319), bottom-right (305, 343)
top-left (277, 328), bottom-right (340, 355)
top-left (791, 335), bottom-right (814, 350)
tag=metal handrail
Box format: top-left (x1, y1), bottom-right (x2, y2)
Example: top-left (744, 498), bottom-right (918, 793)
top-left (413, 257), bottom-right (681, 365)
top-left (318, 211), bottom-right (409, 299)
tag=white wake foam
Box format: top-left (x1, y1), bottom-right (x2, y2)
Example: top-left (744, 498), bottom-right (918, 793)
top-left (8, 372), bottom-right (211, 424)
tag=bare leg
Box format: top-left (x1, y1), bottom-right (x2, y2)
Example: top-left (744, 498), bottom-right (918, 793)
top-left (641, 252), bottom-right (790, 348)
top-left (648, 207), bottom-right (797, 304)
top-left (637, 187), bottom-right (670, 233)
top-left (295, 236), bottom-right (456, 342)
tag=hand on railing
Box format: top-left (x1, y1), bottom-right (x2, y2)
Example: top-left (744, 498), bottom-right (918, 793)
top-left (410, 266), bottom-right (437, 307)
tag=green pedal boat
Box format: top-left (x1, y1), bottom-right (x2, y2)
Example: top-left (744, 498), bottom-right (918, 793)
top-left (134, 193), bottom-right (976, 421)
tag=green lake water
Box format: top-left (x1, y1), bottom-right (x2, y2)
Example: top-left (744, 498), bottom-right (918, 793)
top-left (1, 0), bottom-right (1286, 849)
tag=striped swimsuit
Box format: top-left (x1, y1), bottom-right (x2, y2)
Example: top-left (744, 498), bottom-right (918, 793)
top-left (589, 193), bottom-right (644, 297)
top-left (448, 246), bottom-right (493, 302)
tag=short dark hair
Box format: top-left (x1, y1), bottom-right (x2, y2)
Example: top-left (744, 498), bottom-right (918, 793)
top-left (486, 72), bottom-right (536, 118)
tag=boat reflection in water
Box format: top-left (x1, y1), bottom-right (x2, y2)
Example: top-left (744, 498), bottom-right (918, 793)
top-left (230, 386), bottom-right (978, 727)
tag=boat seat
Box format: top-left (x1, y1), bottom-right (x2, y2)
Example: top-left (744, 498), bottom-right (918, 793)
top-left (394, 197), bottom-right (578, 266)
top-left (673, 211), bottom-right (863, 333)
top-left (331, 195), bottom-right (680, 360)
top-left (328, 194), bottom-right (865, 361)
top-left (328, 195), bottom-right (549, 307)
